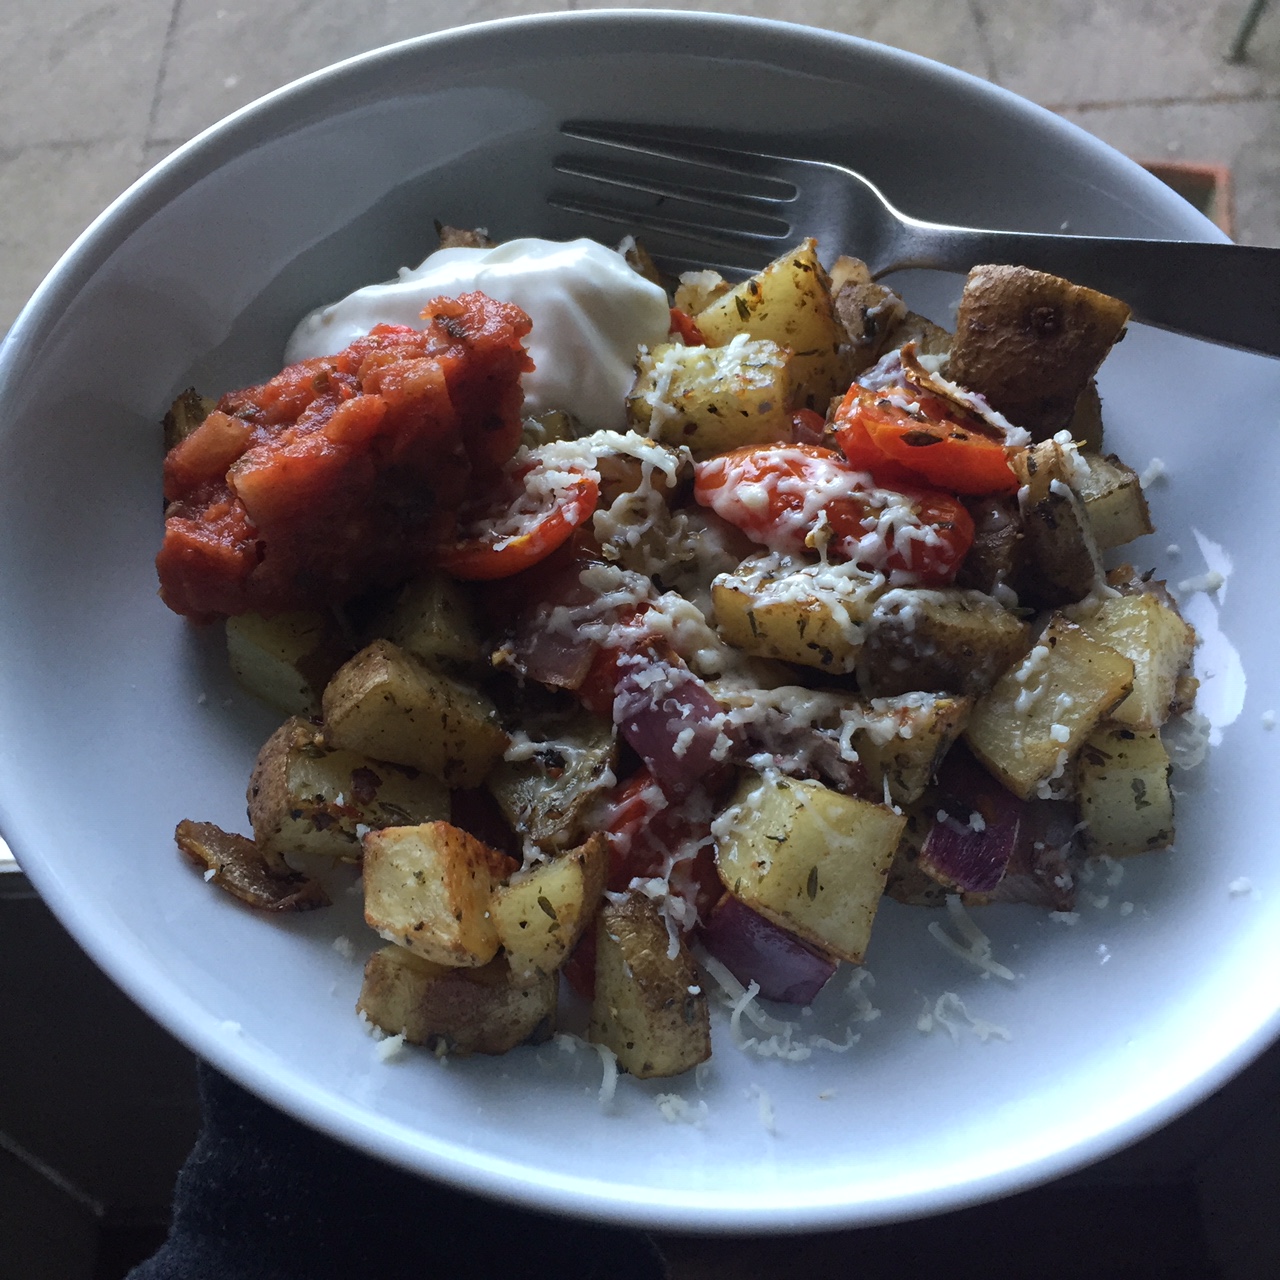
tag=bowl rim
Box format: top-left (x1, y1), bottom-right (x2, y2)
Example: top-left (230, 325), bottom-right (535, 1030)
top-left (0, 7), bottom-right (1251, 1233)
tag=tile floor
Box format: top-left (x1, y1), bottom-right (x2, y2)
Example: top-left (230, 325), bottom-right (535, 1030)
top-left (2, 2), bottom-right (1279, 1277)
top-left (2, 0), bottom-right (1279, 333)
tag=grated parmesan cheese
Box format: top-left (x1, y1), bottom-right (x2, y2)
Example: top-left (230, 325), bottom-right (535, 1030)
top-left (918, 992), bottom-right (1012, 1043)
top-left (927, 896), bottom-right (1016, 980)
top-left (375, 1033), bottom-right (408, 1063)
top-left (747, 1084), bottom-right (777, 1135)
top-left (655, 1093), bottom-right (709, 1126)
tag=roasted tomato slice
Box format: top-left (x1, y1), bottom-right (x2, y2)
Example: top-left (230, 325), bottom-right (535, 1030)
top-left (437, 462), bottom-right (600, 581)
top-left (833, 382), bottom-right (1019, 496)
top-left (693, 443), bottom-right (973, 587)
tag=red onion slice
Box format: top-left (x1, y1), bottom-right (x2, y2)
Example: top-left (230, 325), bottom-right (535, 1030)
top-left (701, 894), bottom-right (837, 1006)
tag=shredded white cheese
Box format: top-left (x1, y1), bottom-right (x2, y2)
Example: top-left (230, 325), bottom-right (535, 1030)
top-left (747, 1083), bottom-right (777, 1135)
top-left (927, 896), bottom-right (1016, 981)
top-left (375, 1033), bottom-right (408, 1063)
top-left (655, 1093), bottom-right (709, 1126)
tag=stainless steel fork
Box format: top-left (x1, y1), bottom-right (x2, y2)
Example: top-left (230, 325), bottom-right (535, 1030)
top-left (550, 121), bottom-right (1280, 358)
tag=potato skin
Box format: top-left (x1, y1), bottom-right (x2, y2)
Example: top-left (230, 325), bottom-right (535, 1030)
top-left (322, 639), bottom-right (507, 788)
top-left (358, 947), bottom-right (556, 1055)
top-left (589, 892), bottom-right (711, 1079)
top-left (949, 265), bottom-right (1130, 437)
top-left (247, 717), bottom-right (449, 871)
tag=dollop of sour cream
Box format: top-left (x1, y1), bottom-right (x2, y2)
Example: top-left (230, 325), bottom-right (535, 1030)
top-left (284, 237), bottom-right (671, 431)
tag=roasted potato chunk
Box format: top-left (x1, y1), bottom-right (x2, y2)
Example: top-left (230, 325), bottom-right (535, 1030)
top-left (963, 617), bottom-right (1135, 800)
top-left (1075, 451), bottom-right (1154, 550)
top-left (857, 588), bottom-right (1032, 698)
top-left (949, 264), bottom-right (1131, 438)
top-left (358, 947), bottom-right (556, 1055)
top-left (627, 337), bottom-right (794, 456)
top-left (486, 709), bottom-right (616, 851)
top-left (362, 822), bottom-right (515, 967)
top-left (673, 268), bottom-right (732, 315)
top-left (694, 238), bottom-right (852, 409)
top-left (1076, 728), bottom-right (1174, 855)
top-left (852, 693), bottom-right (973, 806)
top-left (162, 387), bottom-right (216, 451)
top-left (248, 717), bottom-right (449, 871)
top-left (588, 892), bottom-right (711, 1079)
top-left (226, 610), bottom-right (349, 716)
top-left (711, 555), bottom-right (876, 673)
top-left (175, 819), bottom-right (329, 912)
top-left (322, 639), bottom-right (507, 788)
top-left (370, 573), bottom-right (484, 668)
top-left (491, 834), bottom-right (607, 983)
top-left (1077, 592), bottom-right (1196, 730)
top-left (1010, 440), bottom-right (1104, 609)
top-left (715, 773), bottom-right (904, 963)
top-left (832, 271), bottom-right (908, 374)
top-left (955, 495), bottom-right (1024, 596)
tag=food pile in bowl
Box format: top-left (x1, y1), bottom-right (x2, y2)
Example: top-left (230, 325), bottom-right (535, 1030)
top-left (159, 226), bottom-right (1200, 1084)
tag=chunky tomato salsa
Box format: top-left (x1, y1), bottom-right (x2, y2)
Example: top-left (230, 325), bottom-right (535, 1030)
top-left (156, 292), bottom-right (533, 620)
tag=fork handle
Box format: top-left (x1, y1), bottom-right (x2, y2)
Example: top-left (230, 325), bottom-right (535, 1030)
top-left (894, 227), bottom-right (1280, 358)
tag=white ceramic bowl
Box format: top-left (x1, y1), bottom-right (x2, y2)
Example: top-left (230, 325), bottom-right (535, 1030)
top-left (2, 10), bottom-right (1279, 1232)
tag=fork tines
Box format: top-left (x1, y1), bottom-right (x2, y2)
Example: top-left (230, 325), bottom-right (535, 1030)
top-left (550, 121), bottom-right (797, 269)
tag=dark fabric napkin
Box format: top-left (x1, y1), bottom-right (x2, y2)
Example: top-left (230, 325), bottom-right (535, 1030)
top-left (128, 1063), bottom-right (666, 1280)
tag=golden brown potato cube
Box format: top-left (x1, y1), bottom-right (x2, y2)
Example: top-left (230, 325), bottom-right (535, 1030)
top-left (714, 773), bottom-right (904, 963)
top-left (673, 269), bottom-right (732, 315)
top-left (694, 239), bottom-right (852, 409)
top-left (627, 337), bottom-right (794, 457)
top-left (1075, 451), bottom-right (1154, 550)
top-left (226, 610), bottom-right (349, 716)
top-left (949, 264), bottom-right (1131, 438)
top-left (362, 822), bottom-right (513, 967)
top-left (492, 834), bottom-right (608, 983)
top-left (588, 892), bottom-right (710, 1079)
top-left (1076, 728), bottom-right (1174, 856)
top-left (963, 617), bottom-right (1135, 800)
top-left (322, 639), bottom-right (507, 787)
top-left (358, 947), bottom-right (556, 1054)
top-left (371, 573), bottom-right (484, 667)
top-left (853, 694), bottom-right (973, 806)
top-left (857, 588), bottom-right (1032, 698)
top-left (711, 555), bottom-right (876, 673)
top-left (247, 717), bottom-right (449, 871)
top-left (175, 819), bottom-right (329, 912)
top-left (1077, 592), bottom-right (1196, 730)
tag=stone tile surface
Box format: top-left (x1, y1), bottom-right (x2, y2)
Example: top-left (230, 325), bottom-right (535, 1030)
top-left (0, 0), bottom-right (174, 147)
top-left (974, 0), bottom-right (1280, 106)
top-left (574, 0), bottom-right (993, 80)
top-left (148, 0), bottom-right (566, 145)
top-left (0, 138), bottom-right (146, 331)
top-left (1062, 98), bottom-right (1280, 244)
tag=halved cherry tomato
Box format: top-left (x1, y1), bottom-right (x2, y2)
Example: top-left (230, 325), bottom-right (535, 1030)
top-left (833, 383), bottom-right (1019, 496)
top-left (602, 769), bottom-right (723, 917)
top-left (693, 443), bottom-right (973, 586)
top-left (668, 307), bottom-right (706, 345)
top-left (436, 464), bottom-right (599, 581)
